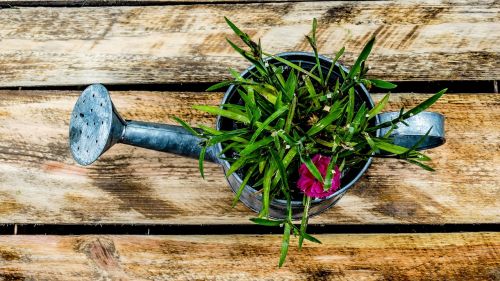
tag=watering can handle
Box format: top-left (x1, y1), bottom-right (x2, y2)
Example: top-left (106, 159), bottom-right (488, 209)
top-left (376, 111), bottom-right (445, 151)
top-left (121, 121), bottom-right (218, 162)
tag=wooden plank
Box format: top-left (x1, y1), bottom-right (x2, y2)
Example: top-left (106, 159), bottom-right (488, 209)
top-left (0, 0), bottom-right (306, 4)
top-left (0, 1), bottom-right (498, 87)
top-left (0, 233), bottom-right (498, 280)
top-left (0, 91), bottom-right (498, 224)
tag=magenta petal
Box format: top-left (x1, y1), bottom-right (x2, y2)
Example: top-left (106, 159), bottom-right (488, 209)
top-left (298, 177), bottom-right (315, 193)
top-left (298, 162), bottom-right (308, 175)
top-left (298, 154), bottom-right (341, 198)
top-left (311, 182), bottom-right (323, 194)
top-left (311, 154), bottom-right (322, 163)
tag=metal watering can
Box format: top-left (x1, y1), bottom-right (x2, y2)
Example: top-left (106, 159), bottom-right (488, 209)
top-left (69, 52), bottom-right (445, 219)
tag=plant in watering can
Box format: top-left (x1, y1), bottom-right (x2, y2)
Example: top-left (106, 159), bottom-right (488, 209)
top-left (69, 17), bottom-right (445, 267)
top-left (175, 18), bottom-right (446, 266)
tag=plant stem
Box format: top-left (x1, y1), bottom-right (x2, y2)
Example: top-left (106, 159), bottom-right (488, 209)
top-left (298, 195), bottom-right (312, 249)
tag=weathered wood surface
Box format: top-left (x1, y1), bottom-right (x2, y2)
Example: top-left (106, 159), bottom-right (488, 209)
top-left (0, 233), bottom-right (498, 281)
top-left (0, 1), bottom-right (498, 87)
top-left (0, 91), bottom-right (498, 224)
top-left (0, 0), bottom-right (307, 4)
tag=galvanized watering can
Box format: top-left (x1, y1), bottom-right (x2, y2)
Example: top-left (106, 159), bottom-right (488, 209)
top-left (69, 52), bottom-right (445, 219)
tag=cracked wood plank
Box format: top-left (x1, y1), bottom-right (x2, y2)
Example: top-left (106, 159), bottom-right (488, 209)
top-left (0, 0), bottom-right (498, 86)
top-left (0, 91), bottom-right (498, 224)
top-left (0, 233), bottom-right (498, 280)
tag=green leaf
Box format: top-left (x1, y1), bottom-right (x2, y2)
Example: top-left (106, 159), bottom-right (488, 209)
top-left (193, 105), bottom-right (250, 124)
top-left (249, 217), bottom-right (283, 226)
top-left (277, 130), bottom-right (297, 146)
top-left (352, 103), bottom-right (368, 132)
top-left (249, 106), bottom-right (288, 143)
top-left (285, 70), bottom-right (298, 100)
top-left (271, 146), bottom-right (298, 187)
top-left (266, 53), bottom-right (321, 83)
top-left (253, 85), bottom-right (278, 105)
top-left (307, 100), bottom-right (345, 136)
top-left (198, 125), bottom-right (219, 136)
top-left (364, 133), bottom-right (378, 152)
top-left (346, 87), bottom-right (355, 123)
top-left (322, 155), bottom-right (337, 191)
top-left (298, 195), bottom-right (311, 249)
top-left (285, 96), bottom-right (297, 134)
top-left (325, 47), bottom-right (345, 85)
top-left (304, 76), bottom-right (320, 107)
top-left (300, 231), bottom-right (322, 244)
top-left (407, 159), bottom-right (435, 171)
top-left (272, 65), bottom-right (287, 90)
top-left (270, 149), bottom-right (289, 192)
top-left (348, 37), bottom-right (375, 80)
top-left (225, 156), bottom-right (248, 177)
top-left (226, 38), bottom-right (266, 74)
top-left (261, 162), bottom-right (275, 218)
top-left (367, 93), bottom-right (390, 119)
top-left (279, 222), bottom-right (291, 267)
top-left (225, 17), bottom-right (248, 42)
top-left (402, 88), bottom-right (447, 119)
top-left (218, 142), bottom-right (242, 157)
top-left (222, 103), bottom-right (247, 113)
top-left (370, 79), bottom-right (397, 89)
top-left (207, 129), bottom-right (249, 145)
top-left (240, 136), bottom-right (273, 156)
top-left (206, 80), bottom-right (232, 92)
top-left (199, 145), bottom-right (207, 179)
top-left (311, 18), bottom-right (317, 44)
top-left (258, 160), bottom-right (266, 174)
top-left (404, 127), bottom-right (433, 154)
top-left (172, 116), bottom-right (202, 138)
top-left (374, 140), bottom-right (408, 155)
top-left (301, 154), bottom-right (323, 183)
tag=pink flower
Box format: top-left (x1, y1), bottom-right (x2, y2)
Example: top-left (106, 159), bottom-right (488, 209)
top-left (297, 154), bottom-right (341, 199)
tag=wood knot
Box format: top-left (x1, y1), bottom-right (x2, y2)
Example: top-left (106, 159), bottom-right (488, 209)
top-left (75, 237), bottom-right (120, 271)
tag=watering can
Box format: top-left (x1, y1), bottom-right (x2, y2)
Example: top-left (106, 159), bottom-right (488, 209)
top-left (69, 52), bottom-right (445, 219)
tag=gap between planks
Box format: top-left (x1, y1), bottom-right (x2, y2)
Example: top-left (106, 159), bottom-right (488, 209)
top-left (1, 223), bottom-right (500, 235)
top-left (0, 80), bottom-right (497, 94)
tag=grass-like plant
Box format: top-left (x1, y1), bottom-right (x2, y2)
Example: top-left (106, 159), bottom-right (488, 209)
top-left (176, 18), bottom-right (445, 267)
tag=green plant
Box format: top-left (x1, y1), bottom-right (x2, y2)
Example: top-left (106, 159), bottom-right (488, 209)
top-left (176, 18), bottom-right (445, 267)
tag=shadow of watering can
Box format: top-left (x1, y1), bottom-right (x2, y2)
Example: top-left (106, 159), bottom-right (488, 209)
top-left (69, 52), bottom-right (445, 219)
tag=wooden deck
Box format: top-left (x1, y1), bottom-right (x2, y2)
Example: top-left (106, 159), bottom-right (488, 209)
top-left (0, 0), bottom-right (499, 280)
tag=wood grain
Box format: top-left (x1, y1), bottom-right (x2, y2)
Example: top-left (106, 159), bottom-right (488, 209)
top-left (0, 0), bottom-right (498, 87)
top-left (0, 233), bottom-right (498, 280)
top-left (0, 0), bottom-right (309, 4)
top-left (0, 90), bottom-right (498, 224)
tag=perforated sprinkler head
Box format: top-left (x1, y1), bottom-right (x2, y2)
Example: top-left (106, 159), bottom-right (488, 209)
top-left (69, 84), bottom-right (125, 165)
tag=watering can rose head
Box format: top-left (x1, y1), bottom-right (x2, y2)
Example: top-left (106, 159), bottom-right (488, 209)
top-left (298, 154), bottom-right (340, 199)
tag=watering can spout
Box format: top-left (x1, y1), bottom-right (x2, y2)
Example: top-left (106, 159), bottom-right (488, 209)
top-left (69, 84), bottom-right (217, 166)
